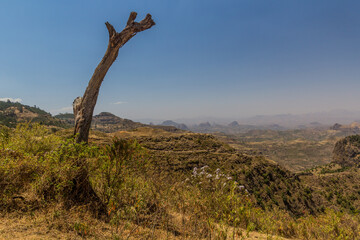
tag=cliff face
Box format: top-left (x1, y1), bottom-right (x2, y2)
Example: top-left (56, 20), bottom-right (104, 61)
top-left (333, 135), bottom-right (360, 167)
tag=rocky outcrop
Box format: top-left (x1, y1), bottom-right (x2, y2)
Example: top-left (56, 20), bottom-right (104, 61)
top-left (332, 135), bottom-right (360, 167)
top-left (330, 123), bottom-right (342, 130)
top-left (198, 122), bottom-right (211, 128)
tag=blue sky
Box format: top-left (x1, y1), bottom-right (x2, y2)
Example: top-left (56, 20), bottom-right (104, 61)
top-left (1, 0), bottom-right (360, 121)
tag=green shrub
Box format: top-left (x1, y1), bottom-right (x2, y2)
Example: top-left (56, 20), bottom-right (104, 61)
top-left (5, 123), bottom-right (61, 156)
top-left (0, 125), bottom-right (10, 150)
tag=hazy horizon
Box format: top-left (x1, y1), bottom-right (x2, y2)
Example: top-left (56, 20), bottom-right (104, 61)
top-left (1, 0), bottom-right (360, 121)
top-left (134, 108), bottom-right (360, 126)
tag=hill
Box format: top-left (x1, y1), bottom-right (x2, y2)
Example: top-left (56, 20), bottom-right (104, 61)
top-left (0, 101), bottom-right (70, 128)
top-left (92, 112), bottom-right (146, 132)
top-left (54, 113), bottom-right (75, 125)
top-left (300, 163), bottom-right (360, 215)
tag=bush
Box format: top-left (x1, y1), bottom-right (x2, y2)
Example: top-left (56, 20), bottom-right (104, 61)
top-left (5, 123), bottom-right (61, 156)
top-left (91, 138), bottom-right (171, 230)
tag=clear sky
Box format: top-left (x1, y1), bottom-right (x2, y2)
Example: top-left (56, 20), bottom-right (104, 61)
top-left (1, 0), bottom-right (360, 121)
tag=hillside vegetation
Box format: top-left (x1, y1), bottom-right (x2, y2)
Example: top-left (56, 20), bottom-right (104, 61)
top-left (0, 101), bottom-right (70, 128)
top-left (1, 123), bottom-right (360, 239)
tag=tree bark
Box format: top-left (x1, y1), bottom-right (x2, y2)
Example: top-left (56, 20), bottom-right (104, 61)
top-left (73, 12), bottom-right (155, 143)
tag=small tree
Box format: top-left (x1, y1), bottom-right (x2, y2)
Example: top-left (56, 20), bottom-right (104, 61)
top-left (73, 12), bottom-right (155, 143)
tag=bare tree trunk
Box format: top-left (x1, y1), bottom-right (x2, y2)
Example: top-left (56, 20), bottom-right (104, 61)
top-left (73, 12), bottom-right (155, 143)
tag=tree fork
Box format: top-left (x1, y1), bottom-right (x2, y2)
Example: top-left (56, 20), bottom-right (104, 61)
top-left (73, 12), bottom-right (155, 143)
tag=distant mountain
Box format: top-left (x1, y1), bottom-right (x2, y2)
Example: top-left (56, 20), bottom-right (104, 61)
top-left (156, 109), bottom-right (360, 129)
top-left (160, 120), bottom-right (189, 131)
top-left (237, 110), bottom-right (360, 128)
top-left (228, 121), bottom-right (240, 127)
top-left (0, 101), bottom-right (70, 128)
top-left (198, 122), bottom-right (211, 128)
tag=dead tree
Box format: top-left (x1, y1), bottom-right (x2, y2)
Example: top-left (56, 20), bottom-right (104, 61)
top-left (73, 12), bottom-right (155, 143)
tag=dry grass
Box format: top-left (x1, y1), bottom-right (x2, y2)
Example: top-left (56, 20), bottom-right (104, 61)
top-left (0, 210), bottom-right (291, 240)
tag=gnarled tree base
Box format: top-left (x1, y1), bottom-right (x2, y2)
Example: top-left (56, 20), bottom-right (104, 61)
top-left (64, 163), bottom-right (107, 220)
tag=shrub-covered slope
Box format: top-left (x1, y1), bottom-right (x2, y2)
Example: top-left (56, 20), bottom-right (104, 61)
top-left (1, 124), bottom-right (360, 239)
top-left (112, 128), bottom-right (342, 216)
top-left (0, 101), bottom-right (70, 128)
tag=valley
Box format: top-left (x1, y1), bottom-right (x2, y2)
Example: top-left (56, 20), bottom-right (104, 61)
top-left (215, 127), bottom-right (360, 172)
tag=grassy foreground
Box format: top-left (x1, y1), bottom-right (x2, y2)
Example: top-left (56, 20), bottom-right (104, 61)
top-left (0, 123), bottom-right (360, 239)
